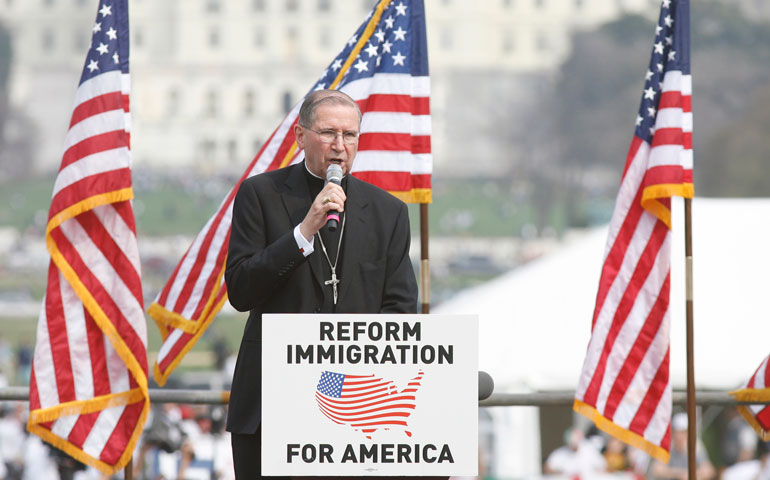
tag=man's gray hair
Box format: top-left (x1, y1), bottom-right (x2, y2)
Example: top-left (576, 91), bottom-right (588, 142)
top-left (298, 89), bottom-right (362, 127)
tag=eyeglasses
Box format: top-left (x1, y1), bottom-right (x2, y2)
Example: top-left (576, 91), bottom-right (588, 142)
top-left (302, 126), bottom-right (360, 145)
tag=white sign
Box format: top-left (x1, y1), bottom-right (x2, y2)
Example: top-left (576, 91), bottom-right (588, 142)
top-left (262, 314), bottom-right (478, 476)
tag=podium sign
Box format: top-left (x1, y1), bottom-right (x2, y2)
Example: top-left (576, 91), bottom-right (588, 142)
top-left (262, 314), bottom-right (478, 476)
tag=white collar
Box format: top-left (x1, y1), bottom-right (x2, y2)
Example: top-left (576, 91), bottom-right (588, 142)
top-left (304, 161), bottom-right (346, 180)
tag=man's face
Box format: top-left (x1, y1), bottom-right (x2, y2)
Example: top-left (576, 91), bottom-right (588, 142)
top-left (672, 429), bottom-right (687, 452)
top-left (295, 102), bottom-right (360, 178)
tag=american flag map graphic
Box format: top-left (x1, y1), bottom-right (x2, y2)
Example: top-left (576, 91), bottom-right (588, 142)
top-left (27, 0), bottom-right (149, 474)
top-left (148, 0), bottom-right (431, 386)
top-left (316, 371), bottom-right (424, 439)
top-left (574, 0), bottom-right (692, 463)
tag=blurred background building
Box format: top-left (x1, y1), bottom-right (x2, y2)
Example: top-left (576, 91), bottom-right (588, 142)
top-left (1, 0), bottom-right (653, 176)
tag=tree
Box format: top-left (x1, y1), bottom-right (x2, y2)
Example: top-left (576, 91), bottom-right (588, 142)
top-left (698, 83), bottom-right (770, 196)
top-left (552, 2), bottom-right (770, 203)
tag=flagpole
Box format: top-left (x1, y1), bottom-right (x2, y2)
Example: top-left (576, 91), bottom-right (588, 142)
top-left (125, 457), bottom-right (133, 480)
top-left (420, 203), bottom-right (430, 314)
top-left (684, 197), bottom-right (696, 480)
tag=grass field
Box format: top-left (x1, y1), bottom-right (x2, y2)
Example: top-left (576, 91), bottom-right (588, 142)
top-left (0, 174), bottom-right (229, 236)
top-left (2, 312), bottom-right (248, 380)
top-left (0, 178), bottom-right (53, 232)
top-left (0, 173), bottom-right (585, 238)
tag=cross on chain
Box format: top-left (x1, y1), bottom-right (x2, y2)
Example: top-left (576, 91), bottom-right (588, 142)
top-left (325, 271), bottom-right (340, 305)
top-left (317, 213), bottom-right (345, 306)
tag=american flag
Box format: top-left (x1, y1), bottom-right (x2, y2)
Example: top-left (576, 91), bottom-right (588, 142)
top-left (316, 371), bottom-right (423, 439)
top-left (731, 354), bottom-right (770, 440)
top-left (148, 0), bottom-right (431, 385)
top-left (573, 0), bottom-right (692, 463)
top-left (27, 0), bottom-right (149, 474)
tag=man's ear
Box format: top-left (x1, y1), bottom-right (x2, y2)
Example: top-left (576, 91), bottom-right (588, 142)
top-left (294, 124), bottom-right (305, 149)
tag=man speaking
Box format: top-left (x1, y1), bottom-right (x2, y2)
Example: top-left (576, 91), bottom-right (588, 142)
top-left (225, 89), bottom-right (419, 478)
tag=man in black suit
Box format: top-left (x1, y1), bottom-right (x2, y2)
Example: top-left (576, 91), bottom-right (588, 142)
top-left (225, 89), bottom-right (418, 478)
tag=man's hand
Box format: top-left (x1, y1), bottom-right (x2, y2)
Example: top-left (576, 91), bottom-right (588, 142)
top-left (299, 182), bottom-right (346, 240)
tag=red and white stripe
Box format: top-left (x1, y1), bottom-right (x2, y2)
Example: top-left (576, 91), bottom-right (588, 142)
top-left (28, 69), bottom-right (149, 474)
top-left (150, 67), bottom-right (431, 386)
top-left (644, 72), bottom-right (693, 195)
top-left (732, 354), bottom-right (770, 440)
top-left (574, 70), bottom-right (692, 462)
top-left (316, 372), bottom-right (423, 439)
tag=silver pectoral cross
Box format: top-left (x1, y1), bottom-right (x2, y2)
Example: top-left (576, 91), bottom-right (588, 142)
top-left (325, 270), bottom-right (340, 305)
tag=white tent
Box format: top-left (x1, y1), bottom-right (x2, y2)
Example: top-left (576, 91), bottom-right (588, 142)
top-left (434, 197), bottom-right (770, 477)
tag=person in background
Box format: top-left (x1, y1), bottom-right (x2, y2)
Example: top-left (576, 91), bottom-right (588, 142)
top-left (544, 427), bottom-right (607, 476)
top-left (722, 408), bottom-right (757, 468)
top-left (178, 406), bottom-right (233, 480)
top-left (759, 441), bottom-right (770, 480)
top-left (649, 412), bottom-right (715, 480)
top-left (21, 434), bottom-right (59, 480)
top-left (721, 436), bottom-right (769, 480)
top-left (15, 340), bottom-right (32, 386)
top-left (0, 403), bottom-right (25, 479)
top-left (602, 436), bottom-right (631, 472)
top-left (135, 403), bottom-right (193, 480)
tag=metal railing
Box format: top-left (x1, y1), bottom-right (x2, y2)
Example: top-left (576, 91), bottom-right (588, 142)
top-left (0, 386), bottom-right (230, 404)
top-left (0, 386), bottom-right (764, 406)
top-left (480, 390), bottom-right (758, 407)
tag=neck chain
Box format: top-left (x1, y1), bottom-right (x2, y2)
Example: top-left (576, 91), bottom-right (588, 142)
top-left (316, 213), bottom-right (346, 305)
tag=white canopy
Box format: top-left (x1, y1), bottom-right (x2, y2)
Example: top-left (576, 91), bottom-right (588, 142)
top-left (436, 198), bottom-right (770, 477)
top-left (435, 197), bottom-right (770, 393)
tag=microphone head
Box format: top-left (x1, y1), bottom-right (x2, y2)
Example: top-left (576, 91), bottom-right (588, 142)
top-left (326, 163), bottom-right (343, 185)
top-left (478, 371), bottom-right (494, 401)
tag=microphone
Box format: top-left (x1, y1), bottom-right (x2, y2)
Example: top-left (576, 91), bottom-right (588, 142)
top-left (325, 164), bottom-right (343, 232)
top-left (478, 371), bottom-right (494, 401)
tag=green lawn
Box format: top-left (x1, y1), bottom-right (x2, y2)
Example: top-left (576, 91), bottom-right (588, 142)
top-left (1, 312), bottom-right (248, 382)
top-left (412, 178), bottom-right (556, 237)
top-left (0, 174), bottom-right (229, 236)
top-left (0, 178), bottom-right (53, 231)
top-left (132, 179), bottom-right (229, 236)
top-left (0, 174), bottom-right (601, 238)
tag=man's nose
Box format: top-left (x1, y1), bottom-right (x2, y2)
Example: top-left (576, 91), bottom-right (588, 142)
top-left (331, 134), bottom-right (345, 149)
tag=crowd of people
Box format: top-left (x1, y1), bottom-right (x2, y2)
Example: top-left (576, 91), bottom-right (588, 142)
top-left (135, 403), bottom-right (234, 480)
top-left (0, 333), bottom-right (238, 479)
top-left (0, 400), bottom-right (235, 480)
top-left (544, 412), bottom-right (770, 480)
top-left (2, 396), bottom-right (770, 479)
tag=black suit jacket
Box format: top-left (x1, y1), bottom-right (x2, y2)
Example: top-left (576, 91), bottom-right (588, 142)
top-left (224, 162), bottom-right (418, 434)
